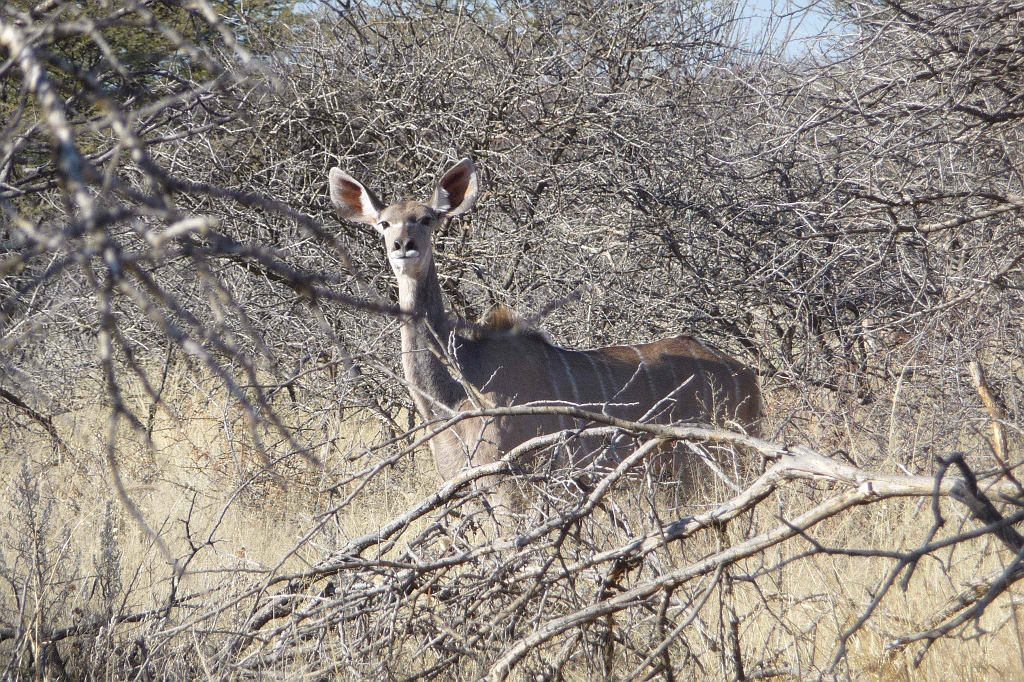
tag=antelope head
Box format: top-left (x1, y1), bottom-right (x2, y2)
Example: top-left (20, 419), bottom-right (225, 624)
top-left (328, 158), bottom-right (480, 281)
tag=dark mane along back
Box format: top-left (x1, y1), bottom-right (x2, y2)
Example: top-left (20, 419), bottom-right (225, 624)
top-left (484, 305), bottom-right (517, 331)
top-left (468, 305), bottom-right (551, 344)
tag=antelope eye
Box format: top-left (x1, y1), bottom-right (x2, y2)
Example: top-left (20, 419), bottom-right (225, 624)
top-left (378, 221), bottom-right (390, 229)
top-left (419, 216), bottom-right (432, 225)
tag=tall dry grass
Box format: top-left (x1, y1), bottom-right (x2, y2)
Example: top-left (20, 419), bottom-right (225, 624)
top-left (2, 363), bottom-right (1021, 681)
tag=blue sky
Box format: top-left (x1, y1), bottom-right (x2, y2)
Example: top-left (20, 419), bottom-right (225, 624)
top-left (737, 0), bottom-right (847, 57)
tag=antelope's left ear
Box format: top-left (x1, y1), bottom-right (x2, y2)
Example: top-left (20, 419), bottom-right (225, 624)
top-left (431, 158), bottom-right (479, 217)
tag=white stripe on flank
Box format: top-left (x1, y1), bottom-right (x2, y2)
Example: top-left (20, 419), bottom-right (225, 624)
top-left (666, 360), bottom-right (680, 390)
top-left (730, 371), bottom-right (741, 415)
top-left (557, 350), bottom-right (581, 404)
top-left (596, 353), bottom-right (620, 402)
top-left (630, 345), bottom-right (658, 398)
top-left (584, 352), bottom-right (610, 406)
top-left (542, 344), bottom-right (570, 432)
top-left (692, 355), bottom-right (713, 416)
top-left (665, 358), bottom-right (682, 419)
top-left (696, 339), bottom-right (741, 416)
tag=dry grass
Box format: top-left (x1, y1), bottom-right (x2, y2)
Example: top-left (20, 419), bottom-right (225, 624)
top-left (2, 367), bottom-right (1021, 681)
top-left (0, 370), bottom-right (425, 644)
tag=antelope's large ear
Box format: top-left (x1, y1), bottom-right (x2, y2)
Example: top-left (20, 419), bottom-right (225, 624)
top-left (430, 158), bottom-right (479, 217)
top-left (329, 168), bottom-right (385, 227)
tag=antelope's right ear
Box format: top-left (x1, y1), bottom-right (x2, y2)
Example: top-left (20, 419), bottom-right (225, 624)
top-left (329, 168), bottom-right (385, 228)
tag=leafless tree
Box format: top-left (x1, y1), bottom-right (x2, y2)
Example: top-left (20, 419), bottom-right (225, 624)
top-left (1, 0), bottom-right (1022, 680)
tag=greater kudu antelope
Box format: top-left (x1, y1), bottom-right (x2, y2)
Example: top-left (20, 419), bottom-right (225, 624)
top-left (329, 159), bottom-right (761, 482)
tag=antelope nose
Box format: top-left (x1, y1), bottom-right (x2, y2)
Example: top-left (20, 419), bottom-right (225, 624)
top-left (394, 238), bottom-right (416, 255)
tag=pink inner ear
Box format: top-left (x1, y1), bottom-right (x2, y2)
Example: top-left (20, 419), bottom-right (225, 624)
top-left (443, 169), bottom-right (468, 208)
top-left (339, 179), bottom-right (365, 211)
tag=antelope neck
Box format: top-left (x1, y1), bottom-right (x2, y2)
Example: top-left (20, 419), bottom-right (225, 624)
top-left (396, 260), bottom-right (468, 414)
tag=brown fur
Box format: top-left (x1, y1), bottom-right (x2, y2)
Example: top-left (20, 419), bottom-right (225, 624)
top-left (432, 332), bottom-right (762, 481)
top-left (483, 305), bottom-right (517, 331)
top-left (467, 306), bottom-right (551, 344)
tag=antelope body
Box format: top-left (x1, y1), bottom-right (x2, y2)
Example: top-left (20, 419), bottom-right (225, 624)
top-left (329, 159), bottom-right (761, 481)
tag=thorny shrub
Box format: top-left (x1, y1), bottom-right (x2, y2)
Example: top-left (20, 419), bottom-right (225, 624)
top-left (1, 0), bottom-right (1023, 680)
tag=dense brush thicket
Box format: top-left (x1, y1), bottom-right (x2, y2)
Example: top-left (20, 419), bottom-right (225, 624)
top-left (1, 1), bottom-right (1023, 680)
